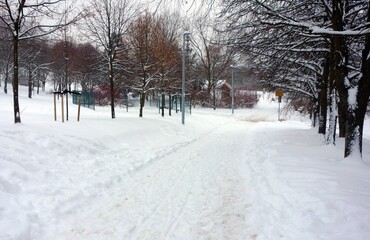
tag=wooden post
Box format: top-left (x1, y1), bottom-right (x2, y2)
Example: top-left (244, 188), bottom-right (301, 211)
top-left (54, 94), bottom-right (57, 121)
top-left (77, 95), bottom-right (81, 122)
top-left (61, 93), bottom-right (64, 123)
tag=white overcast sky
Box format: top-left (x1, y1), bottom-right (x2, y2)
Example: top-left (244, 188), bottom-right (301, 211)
top-left (51, 0), bottom-right (218, 43)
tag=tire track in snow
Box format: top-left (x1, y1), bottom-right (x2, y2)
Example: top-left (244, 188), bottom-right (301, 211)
top-left (189, 123), bottom-right (253, 240)
top-left (128, 153), bottom-right (200, 239)
top-left (144, 120), bottom-right (253, 239)
top-left (126, 120), bottom-right (247, 239)
top-left (126, 121), bottom-right (232, 178)
top-left (55, 120), bottom-right (231, 240)
top-left (56, 118), bottom-right (255, 240)
top-left (161, 162), bottom-right (202, 238)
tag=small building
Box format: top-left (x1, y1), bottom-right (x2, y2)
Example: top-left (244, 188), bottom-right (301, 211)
top-left (234, 86), bottom-right (259, 108)
top-left (215, 80), bottom-right (232, 107)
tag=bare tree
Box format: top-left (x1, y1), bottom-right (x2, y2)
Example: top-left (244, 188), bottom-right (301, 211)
top-left (192, 19), bottom-right (235, 110)
top-left (220, 0), bottom-right (370, 158)
top-left (152, 13), bottom-right (181, 117)
top-left (49, 39), bottom-right (76, 91)
top-left (127, 11), bottom-right (158, 118)
top-left (73, 43), bottom-right (101, 92)
top-left (149, 0), bottom-right (216, 17)
top-left (0, 10), bottom-right (12, 94)
top-left (19, 38), bottom-right (47, 98)
top-left (0, 0), bottom-right (80, 123)
top-left (84, 0), bottom-right (137, 119)
top-left (0, 29), bottom-right (12, 94)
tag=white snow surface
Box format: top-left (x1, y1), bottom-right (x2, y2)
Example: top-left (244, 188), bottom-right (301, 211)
top-left (1, 87), bottom-right (370, 240)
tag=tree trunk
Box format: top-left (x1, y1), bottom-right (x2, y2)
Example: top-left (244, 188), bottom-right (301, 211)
top-left (311, 101), bottom-right (318, 127)
top-left (326, 91), bottom-right (337, 145)
top-left (318, 55), bottom-right (330, 134)
top-left (37, 69), bottom-right (40, 94)
top-left (161, 77), bottom-right (165, 117)
top-left (169, 93), bottom-right (172, 116)
top-left (331, 0), bottom-right (351, 156)
top-left (161, 91), bottom-right (165, 117)
top-left (213, 87), bottom-right (216, 110)
top-left (4, 63), bottom-right (9, 94)
top-left (109, 56), bottom-right (115, 119)
top-left (42, 71), bottom-right (46, 92)
top-left (344, 4), bottom-right (370, 157)
top-left (65, 53), bottom-right (69, 121)
top-left (175, 94), bottom-right (178, 113)
top-left (331, 0), bottom-right (348, 130)
top-left (13, 36), bottom-right (21, 123)
top-left (318, 83), bottom-right (327, 134)
top-left (337, 100), bottom-right (347, 138)
top-left (139, 91), bottom-right (145, 117)
top-left (326, 50), bottom-right (338, 145)
top-left (28, 62), bottom-right (32, 99)
top-left (345, 110), bottom-right (361, 157)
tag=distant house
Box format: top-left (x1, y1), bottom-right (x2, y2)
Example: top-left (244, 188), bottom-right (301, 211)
top-left (215, 80), bottom-right (232, 107)
top-left (234, 86), bottom-right (259, 108)
top-left (214, 80), bottom-right (259, 108)
top-left (196, 79), bottom-right (259, 108)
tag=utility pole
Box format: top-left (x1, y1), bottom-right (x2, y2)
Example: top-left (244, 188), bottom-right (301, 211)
top-left (182, 31), bottom-right (191, 125)
top-left (64, 1), bottom-right (69, 121)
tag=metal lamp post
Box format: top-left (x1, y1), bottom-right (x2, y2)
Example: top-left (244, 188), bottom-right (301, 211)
top-left (230, 65), bottom-right (236, 114)
top-left (182, 31), bottom-right (191, 125)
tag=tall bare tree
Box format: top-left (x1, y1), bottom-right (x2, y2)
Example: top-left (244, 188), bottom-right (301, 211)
top-left (192, 19), bottom-right (235, 110)
top-left (221, 0), bottom-right (370, 158)
top-left (0, 0), bottom-right (80, 123)
top-left (73, 43), bottom-right (101, 92)
top-left (0, 23), bottom-right (12, 94)
top-left (128, 11), bottom-right (158, 118)
top-left (84, 0), bottom-right (137, 119)
top-left (152, 13), bottom-right (181, 117)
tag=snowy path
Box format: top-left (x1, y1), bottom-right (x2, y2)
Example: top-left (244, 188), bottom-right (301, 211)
top-left (54, 119), bottom-right (254, 240)
top-left (2, 90), bottom-right (370, 240)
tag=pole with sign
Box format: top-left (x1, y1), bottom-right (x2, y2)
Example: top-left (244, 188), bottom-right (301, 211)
top-left (275, 89), bottom-right (284, 121)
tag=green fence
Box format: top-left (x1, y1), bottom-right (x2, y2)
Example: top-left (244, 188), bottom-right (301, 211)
top-left (72, 91), bottom-right (95, 110)
top-left (157, 94), bottom-right (191, 113)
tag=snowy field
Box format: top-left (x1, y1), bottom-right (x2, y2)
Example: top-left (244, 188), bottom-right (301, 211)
top-left (1, 86), bottom-right (370, 240)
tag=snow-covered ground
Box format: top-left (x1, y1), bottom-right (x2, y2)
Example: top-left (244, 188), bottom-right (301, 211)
top-left (1, 86), bottom-right (369, 240)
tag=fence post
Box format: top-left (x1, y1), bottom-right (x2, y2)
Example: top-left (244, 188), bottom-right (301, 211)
top-left (77, 95), bottom-right (81, 122)
top-left (61, 93), bottom-right (64, 123)
top-left (54, 94), bottom-right (57, 121)
top-left (169, 93), bottom-right (172, 116)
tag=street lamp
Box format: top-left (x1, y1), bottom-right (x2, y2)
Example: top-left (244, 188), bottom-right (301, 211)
top-left (182, 31), bottom-right (191, 125)
top-left (230, 65), bottom-right (236, 114)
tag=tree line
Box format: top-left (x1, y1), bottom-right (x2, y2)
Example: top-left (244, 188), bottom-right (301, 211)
top-left (1, 0), bottom-right (243, 122)
top-left (3, 0), bottom-right (367, 158)
top-left (220, 0), bottom-right (370, 158)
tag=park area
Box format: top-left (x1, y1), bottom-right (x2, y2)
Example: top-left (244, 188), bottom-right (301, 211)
top-left (1, 87), bottom-right (370, 240)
